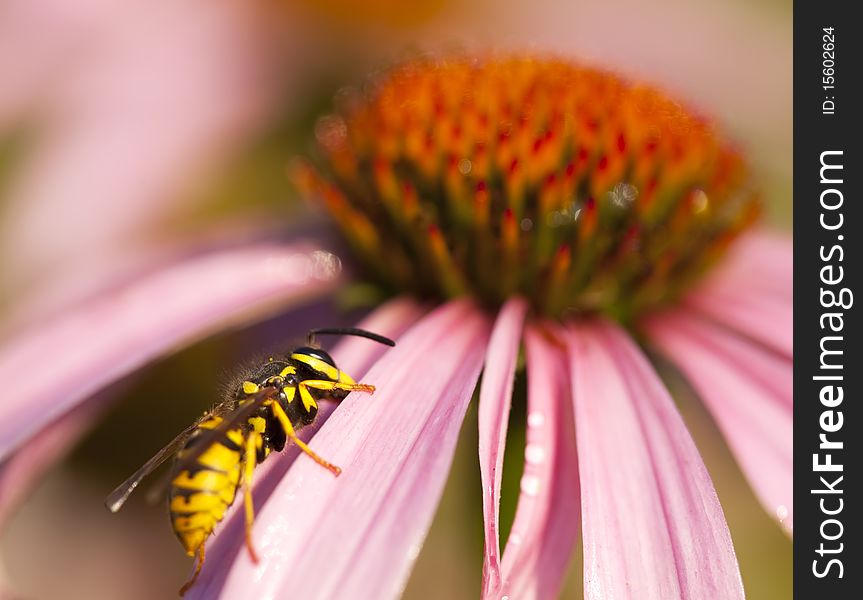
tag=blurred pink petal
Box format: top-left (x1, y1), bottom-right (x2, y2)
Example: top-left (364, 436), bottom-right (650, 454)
top-left (0, 399), bottom-right (103, 524)
top-left (0, 0), bottom-right (103, 125)
top-left (0, 221), bottom-right (307, 331)
top-left (682, 231), bottom-right (792, 356)
top-left (568, 321), bottom-right (743, 599)
top-left (477, 298), bottom-right (527, 595)
top-left (0, 242), bottom-right (342, 466)
top-left (684, 288), bottom-right (792, 357)
top-left (0, 0), bottom-right (278, 294)
top-left (706, 231), bottom-right (793, 296)
top-left (193, 300), bottom-right (491, 599)
top-left (643, 310), bottom-right (793, 534)
top-left (497, 325), bottom-right (579, 600)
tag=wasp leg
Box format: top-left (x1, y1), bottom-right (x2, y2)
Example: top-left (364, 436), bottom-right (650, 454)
top-left (296, 380), bottom-right (376, 412)
top-left (179, 543), bottom-right (205, 597)
top-left (270, 402), bottom-right (342, 476)
top-left (242, 432), bottom-right (261, 564)
top-left (297, 379), bottom-right (375, 411)
top-left (301, 380), bottom-right (376, 395)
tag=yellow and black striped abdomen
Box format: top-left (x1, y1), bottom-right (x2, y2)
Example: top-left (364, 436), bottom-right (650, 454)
top-left (169, 417), bottom-right (244, 555)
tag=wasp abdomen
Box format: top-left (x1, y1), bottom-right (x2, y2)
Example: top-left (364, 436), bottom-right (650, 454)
top-left (168, 417), bottom-right (243, 555)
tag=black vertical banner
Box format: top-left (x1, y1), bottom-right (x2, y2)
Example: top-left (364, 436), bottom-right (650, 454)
top-left (794, 2), bottom-right (862, 597)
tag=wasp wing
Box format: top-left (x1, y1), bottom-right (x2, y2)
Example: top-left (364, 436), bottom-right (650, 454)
top-left (157, 386), bottom-right (278, 482)
top-left (106, 387), bottom-right (278, 513)
top-left (105, 420), bottom-right (201, 513)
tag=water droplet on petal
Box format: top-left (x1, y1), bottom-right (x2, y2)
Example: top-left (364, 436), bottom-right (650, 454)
top-left (527, 412), bottom-right (545, 428)
top-left (693, 189), bottom-right (709, 213)
top-left (776, 504), bottom-right (789, 521)
top-left (520, 474), bottom-right (541, 496)
top-left (408, 542), bottom-right (422, 560)
top-left (609, 182), bottom-right (638, 208)
top-left (315, 115), bottom-right (347, 150)
top-left (508, 533), bottom-right (522, 546)
top-left (458, 158), bottom-right (473, 175)
top-left (524, 444), bottom-right (546, 465)
top-left (304, 250), bottom-right (342, 282)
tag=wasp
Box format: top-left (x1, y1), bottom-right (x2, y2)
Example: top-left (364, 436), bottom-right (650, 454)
top-left (105, 327), bottom-right (394, 595)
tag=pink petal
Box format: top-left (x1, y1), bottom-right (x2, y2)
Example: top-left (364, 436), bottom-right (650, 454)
top-left (683, 290), bottom-right (792, 357)
top-left (684, 231), bottom-right (793, 356)
top-left (497, 324), bottom-right (580, 600)
top-left (568, 321), bottom-right (744, 599)
top-left (710, 231), bottom-right (793, 296)
top-left (0, 0), bottom-right (277, 292)
top-left (643, 310), bottom-right (793, 534)
top-left (0, 0), bottom-right (101, 126)
top-left (0, 399), bottom-right (103, 525)
top-left (192, 301), bottom-right (492, 600)
top-left (1, 221), bottom-right (319, 331)
top-left (477, 298), bottom-right (528, 595)
top-left (0, 242), bottom-right (343, 465)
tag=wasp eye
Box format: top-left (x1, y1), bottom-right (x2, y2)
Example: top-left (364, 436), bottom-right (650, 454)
top-left (292, 346), bottom-right (337, 367)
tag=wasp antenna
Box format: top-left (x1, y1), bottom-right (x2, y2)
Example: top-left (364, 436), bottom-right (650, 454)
top-left (307, 327), bottom-right (396, 347)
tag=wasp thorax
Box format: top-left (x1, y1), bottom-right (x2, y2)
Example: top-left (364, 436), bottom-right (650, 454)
top-left (295, 56), bottom-right (760, 321)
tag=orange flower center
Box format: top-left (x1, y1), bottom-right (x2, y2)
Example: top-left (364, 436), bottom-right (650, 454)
top-left (294, 56), bottom-right (760, 320)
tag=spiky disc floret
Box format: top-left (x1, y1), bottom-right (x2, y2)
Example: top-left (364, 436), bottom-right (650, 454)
top-left (295, 56), bottom-right (760, 320)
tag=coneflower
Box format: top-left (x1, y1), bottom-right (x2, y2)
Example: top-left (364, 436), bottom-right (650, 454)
top-left (0, 55), bottom-right (790, 599)
top-left (294, 56), bottom-right (759, 323)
